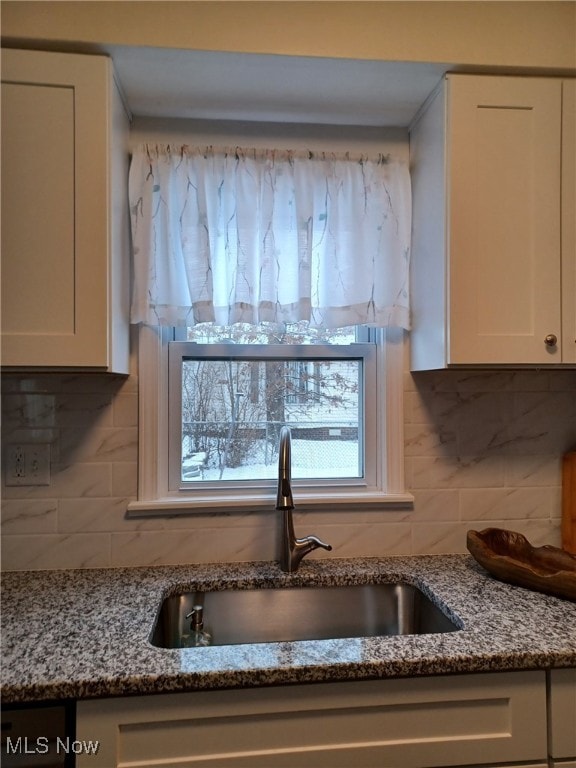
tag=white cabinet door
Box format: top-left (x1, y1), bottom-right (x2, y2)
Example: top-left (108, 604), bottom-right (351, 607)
top-left (548, 669), bottom-right (576, 763)
top-left (449, 75), bottom-right (562, 364)
top-left (1, 49), bottom-right (130, 372)
top-left (562, 79), bottom-right (576, 364)
top-left (549, 763), bottom-right (576, 768)
top-left (76, 671), bottom-right (547, 768)
top-left (410, 74), bottom-right (572, 369)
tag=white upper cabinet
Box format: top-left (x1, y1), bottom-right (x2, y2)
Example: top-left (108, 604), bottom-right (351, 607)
top-left (410, 74), bottom-right (575, 369)
top-left (562, 79), bottom-right (576, 365)
top-left (1, 49), bottom-right (130, 372)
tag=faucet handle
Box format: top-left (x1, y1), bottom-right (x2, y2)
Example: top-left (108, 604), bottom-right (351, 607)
top-left (311, 535), bottom-right (332, 552)
top-left (296, 534), bottom-right (333, 553)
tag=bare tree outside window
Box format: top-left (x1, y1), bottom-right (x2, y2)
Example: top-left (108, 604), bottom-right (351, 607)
top-left (179, 324), bottom-right (363, 482)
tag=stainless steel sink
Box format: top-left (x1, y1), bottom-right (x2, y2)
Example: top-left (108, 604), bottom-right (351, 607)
top-left (150, 582), bottom-right (460, 648)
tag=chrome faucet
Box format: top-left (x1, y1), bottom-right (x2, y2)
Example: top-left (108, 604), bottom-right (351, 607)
top-left (275, 426), bottom-right (332, 572)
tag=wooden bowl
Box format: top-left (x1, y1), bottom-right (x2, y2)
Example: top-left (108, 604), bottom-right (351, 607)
top-left (466, 528), bottom-right (576, 602)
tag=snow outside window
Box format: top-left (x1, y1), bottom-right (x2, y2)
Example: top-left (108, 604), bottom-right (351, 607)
top-left (128, 323), bottom-right (409, 516)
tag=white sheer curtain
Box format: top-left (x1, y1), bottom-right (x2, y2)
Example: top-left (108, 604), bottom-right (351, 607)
top-left (129, 144), bottom-right (411, 329)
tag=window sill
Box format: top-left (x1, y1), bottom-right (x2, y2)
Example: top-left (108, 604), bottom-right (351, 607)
top-left (126, 490), bottom-right (414, 517)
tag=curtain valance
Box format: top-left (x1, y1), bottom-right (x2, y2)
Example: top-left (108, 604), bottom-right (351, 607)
top-left (129, 144), bottom-right (411, 329)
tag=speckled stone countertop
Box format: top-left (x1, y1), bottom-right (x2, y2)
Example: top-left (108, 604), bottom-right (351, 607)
top-left (2, 555), bottom-right (575, 704)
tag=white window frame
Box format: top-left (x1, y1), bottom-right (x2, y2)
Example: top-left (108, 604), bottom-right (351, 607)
top-left (169, 342), bottom-right (374, 492)
top-left (127, 325), bottom-right (412, 517)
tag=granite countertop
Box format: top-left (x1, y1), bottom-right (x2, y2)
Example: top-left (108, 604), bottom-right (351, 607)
top-left (2, 555), bottom-right (575, 704)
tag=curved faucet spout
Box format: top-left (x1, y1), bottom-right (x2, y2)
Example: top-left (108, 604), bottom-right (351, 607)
top-left (276, 426), bottom-right (294, 511)
top-left (275, 426), bottom-right (332, 572)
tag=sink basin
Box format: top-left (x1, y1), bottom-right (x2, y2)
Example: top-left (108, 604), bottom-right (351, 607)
top-left (150, 582), bottom-right (460, 648)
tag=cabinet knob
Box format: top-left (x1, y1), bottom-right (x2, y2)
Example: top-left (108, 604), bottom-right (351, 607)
top-left (544, 334), bottom-right (558, 347)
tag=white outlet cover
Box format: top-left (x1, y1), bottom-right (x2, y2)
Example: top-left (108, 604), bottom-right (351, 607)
top-left (5, 443), bottom-right (51, 486)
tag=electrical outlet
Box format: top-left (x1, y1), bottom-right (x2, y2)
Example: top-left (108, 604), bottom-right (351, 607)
top-left (5, 444), bottom-right (51, 486)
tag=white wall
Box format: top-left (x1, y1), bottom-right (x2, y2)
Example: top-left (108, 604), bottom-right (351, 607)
top-left (129, 117), bottom-right (409, 159)
top-left (2, 356), bottom-right (574, 570)
top-left (3, 1), bottom-right (574, 71)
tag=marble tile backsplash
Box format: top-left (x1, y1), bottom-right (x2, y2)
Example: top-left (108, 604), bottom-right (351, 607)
top-left (2, 364), bottom-right (575, 571)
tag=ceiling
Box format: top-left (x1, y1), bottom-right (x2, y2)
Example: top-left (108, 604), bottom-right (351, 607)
top-left (107, 46), bottom-right (449, 127)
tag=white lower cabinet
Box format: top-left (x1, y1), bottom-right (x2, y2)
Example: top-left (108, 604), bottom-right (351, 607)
top-left (76, 671), bottom-right (549, 768)
top-left (548, 669), bottom-right (576, 768)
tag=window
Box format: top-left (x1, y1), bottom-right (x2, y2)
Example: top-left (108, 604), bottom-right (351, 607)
top-left (169, 326), bottom-right (371, 490)
top-left (128, 322), bottom-right (408, 516)
top-left (127, 143), bottom-right (412, 516)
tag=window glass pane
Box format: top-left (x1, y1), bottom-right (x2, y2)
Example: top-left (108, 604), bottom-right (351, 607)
top-left (186, 322), bottom-right (357, 345)
top-left (181, 356), bottom-right (362, 482)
